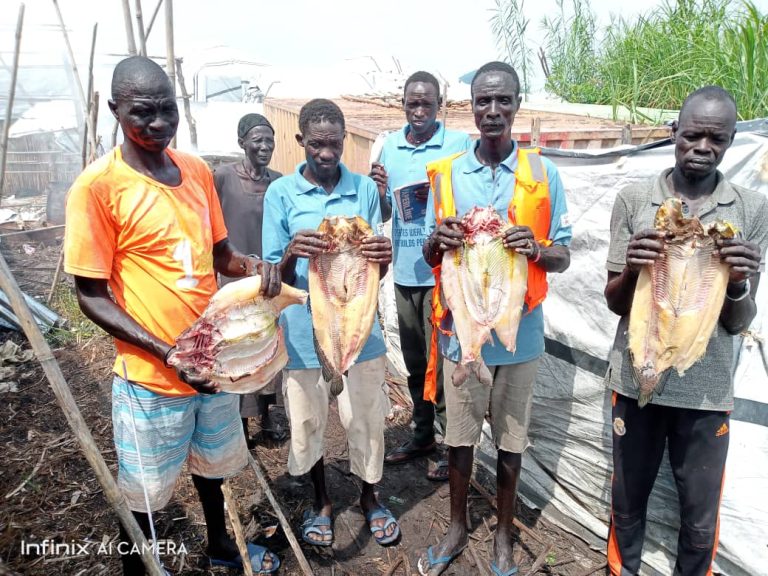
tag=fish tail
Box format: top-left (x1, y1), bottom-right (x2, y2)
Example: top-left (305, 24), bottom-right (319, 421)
top-left (637, 391), bottom-right (652, 408)
top-left (452, 363), bottom-right (471, 387)
top-left (473, 361), bottom-right (493, 387)
top-left (329, 373), bottom-right (344, 396)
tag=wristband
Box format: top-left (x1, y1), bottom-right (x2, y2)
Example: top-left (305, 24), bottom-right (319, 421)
top-left (726, 278), bottom-right (751, 302)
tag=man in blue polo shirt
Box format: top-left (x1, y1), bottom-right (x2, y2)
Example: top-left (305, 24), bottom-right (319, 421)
top-left (370, 71), bottom-right (472, 481)
top-left (417, 62), bottom-right (571, 576)
top-left (263, 99), bottom-right (401, 549)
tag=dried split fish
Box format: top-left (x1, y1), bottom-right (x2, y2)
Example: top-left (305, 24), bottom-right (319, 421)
top-left (309, 216), bottom-right (380, 396)
top-left (168, 275), bottom-right (307, 393)
top-left (441, 206), bottom-right (528, 387)
top-left (628, 198), bottom-right (736, 407)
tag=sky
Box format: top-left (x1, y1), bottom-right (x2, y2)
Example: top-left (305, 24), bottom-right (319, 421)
top-left (2, 0), bottom-right (768, 100)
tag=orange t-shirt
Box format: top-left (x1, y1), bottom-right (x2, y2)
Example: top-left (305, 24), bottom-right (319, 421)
top-left (64, 147), bottom-right (228, 396)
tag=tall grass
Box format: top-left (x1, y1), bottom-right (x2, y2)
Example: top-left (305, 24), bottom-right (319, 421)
top-left (538, 0), bottom-right (768, 120)
top-left (490, 0), bottom-right (534, 97)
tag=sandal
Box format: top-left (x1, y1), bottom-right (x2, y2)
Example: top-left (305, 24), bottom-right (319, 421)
top-left (426, 458), bottom-right (449, 482)
top-left (490, 561), bottom-right (519, 576)
top-left (208, 542), bottom-right (280, 575)
top-left (384, 439), bottom-right (437, 464)
top-left (417, 543), bottom-right (467, 575)
top-left (364, 505), bottom-right (401, 546)
top-left (301, 509), bottom-right (333, 547)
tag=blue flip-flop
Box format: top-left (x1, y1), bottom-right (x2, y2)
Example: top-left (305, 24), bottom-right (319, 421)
top-left (490, 561), bottom-right (519, 576)
top-left (417, 543), bottom-right (467, 575)
top-left (364, 505), bottom-right (401, 546)
top-left (209, 542), bottom-right (280, 575)
top-left (301, 509), bottom-right (333, 547)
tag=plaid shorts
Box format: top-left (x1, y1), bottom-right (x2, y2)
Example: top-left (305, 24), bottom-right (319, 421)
top-left (112, 375), bottom-right (247, 512)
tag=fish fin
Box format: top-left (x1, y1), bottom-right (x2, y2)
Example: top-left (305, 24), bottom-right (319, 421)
top-left (637, 391), bottom-right (652, 408)
top-left (655, 369), bottom-right (672, 398)
top-left (473, 361), bottom-right (493, 387)
top-left (313, 329), bottom-right (338, 386)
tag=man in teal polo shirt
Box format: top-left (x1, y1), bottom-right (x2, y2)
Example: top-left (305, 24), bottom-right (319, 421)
top-left (417, 61), bottom-right (571, 576)
top-left (370, 71), bottom-right (472, 481)
top-left (263, 99), bottom-right (401, 549)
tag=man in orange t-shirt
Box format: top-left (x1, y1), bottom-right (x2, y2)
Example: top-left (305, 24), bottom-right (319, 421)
top-left (64, 56), bottom-right (281, 575)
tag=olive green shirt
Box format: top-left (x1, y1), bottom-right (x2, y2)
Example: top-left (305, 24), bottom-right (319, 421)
top-left (606, 169), bottom-right (768, 411)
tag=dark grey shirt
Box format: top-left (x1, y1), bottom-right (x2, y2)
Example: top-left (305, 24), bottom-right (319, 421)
top-left (214, 162), bottom-right (282, 285)
top-left (606, 169), bottom-right (768, 410)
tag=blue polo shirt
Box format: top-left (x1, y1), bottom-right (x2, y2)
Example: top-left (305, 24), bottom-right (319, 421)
top-left (381, 122), bottom-right (473, 287)
top-left (262, 162), bottom-right (387, 370)
top-left (425, 141), bottom-right (572, 366)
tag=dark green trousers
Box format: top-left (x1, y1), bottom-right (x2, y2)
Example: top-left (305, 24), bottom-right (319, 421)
top-left (394, 284), bottom-right (446, 444)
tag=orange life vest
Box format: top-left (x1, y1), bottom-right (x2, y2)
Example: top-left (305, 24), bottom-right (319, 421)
top-left (423, 147), bottom-right (552, 402)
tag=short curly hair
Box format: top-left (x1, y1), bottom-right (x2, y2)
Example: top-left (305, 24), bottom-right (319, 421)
top-left (403, 71), bottom-right (441, 99)
top-left (471, 61), bottom-right (520, 98)
top-left (298, 99), bottom-right (345, 135)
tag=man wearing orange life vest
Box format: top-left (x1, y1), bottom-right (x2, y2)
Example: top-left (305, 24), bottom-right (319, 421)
top-left (416, 61), bottom-right (572, 576)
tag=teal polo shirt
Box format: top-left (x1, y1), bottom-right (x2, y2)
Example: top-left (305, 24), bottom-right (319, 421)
top-left (424, 141), bottom-right (572, 365)
top-left (262, 162), bottom-right (387, 370)
top-left (381, 122), bottom-right (472, 287)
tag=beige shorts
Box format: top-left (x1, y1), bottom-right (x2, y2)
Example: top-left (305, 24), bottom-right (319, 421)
top-left (443, 358), bottom-right (539, 453)
top-left (283, 356), bottom-right (389, 484)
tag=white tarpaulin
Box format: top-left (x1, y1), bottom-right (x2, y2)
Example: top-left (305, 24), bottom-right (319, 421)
top-left (501, 132), bottom-right (768, 576)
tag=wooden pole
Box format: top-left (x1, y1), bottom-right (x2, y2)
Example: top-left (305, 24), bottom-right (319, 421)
top-left (134, 0), bottom-right (147, 57)
top-left (221, 481), bottom-right (254, 576)
top-left (121, 0), bottom-right (137, 56)
top-left (165, 0), bottom-right (176, 148)
top-left (246, 453), bottom-right (314, 576)
top-left (144, 0), bottom-right (164, 41)
top-left (0, 253), bottom-right (166, 576)
top-left (0, 3), bottom-right (24, 204)
top-left (175, 58), bottom-right (197, 149)
top-left (51, 0), bottom-right (92, 158)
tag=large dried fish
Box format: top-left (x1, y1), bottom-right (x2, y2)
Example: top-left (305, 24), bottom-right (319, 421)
top-left (168, 275), bottom-right (307, 393)
top-left (441, 206), bottom-right (528, 387)
top-left (309, 215), bottom-right (380, 396)
top-left (628, 198), bottom-right (736, 407)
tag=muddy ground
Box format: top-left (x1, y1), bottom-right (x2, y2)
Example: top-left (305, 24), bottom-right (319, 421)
top-left (0, 234), bottom-right (607, 576)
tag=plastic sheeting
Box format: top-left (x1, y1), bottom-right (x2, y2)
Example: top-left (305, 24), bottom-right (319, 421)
top-left (376, 131), bottom-right (768, 575)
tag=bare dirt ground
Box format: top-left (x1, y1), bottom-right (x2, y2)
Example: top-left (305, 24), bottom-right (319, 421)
top-left (0, 233), bottom-right (607, 576)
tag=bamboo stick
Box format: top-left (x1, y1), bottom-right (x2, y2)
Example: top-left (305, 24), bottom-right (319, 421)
top-left (175, 58), bottom-right (197, 149)
top-left (0, 252), bottom-right (166, 576)
top-left (165, 0), bottom-right (176, 148)
top-left (221, 481), bottom-right (254, 576)
top-left (134, 0), bottom-right (147, 57)
top-left (0, 4), bottom-right (24, 204)
top-left (144, 0), bottom-right (164, 41)
top-left (246, 453), bottom-right (314, 576)
top-left (121, 0), bottom-right (137, 56)
top-left (51, 0), bottom-right (91, 158)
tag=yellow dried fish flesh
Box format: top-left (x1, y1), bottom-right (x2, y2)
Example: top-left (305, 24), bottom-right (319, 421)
top-left (441, 206), bottom-right (528, 387)
top-left (628, 198), bottom-right (736, 407)
top-left (309, 215), bottom-right (380, 396)
top-left (168, 275), bottom-right (307, 393)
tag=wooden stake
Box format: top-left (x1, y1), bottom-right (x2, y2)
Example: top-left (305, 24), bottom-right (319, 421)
top-left (0, 3), bottom-right (24, 203)
top-left (134, 0), bottom-right (147, 57)
top-left (121, 0), bottom-right (137, 55)
top-left (246, 453), bottom-right (314, 576)
top-left (221, 481), bottom-right (254, 576)
top-left (523, 540), bottom-right (556, 576)
top-left (165, 0), bottom-right (176, 148)
top-left (175, 57), bottom-right (197, 148)
top-left (0, 252), bottom-right (165, 576)
top-left (531, 117), bottom-right (541, 147)
top-left (144, 0), bottom-right (164, 41)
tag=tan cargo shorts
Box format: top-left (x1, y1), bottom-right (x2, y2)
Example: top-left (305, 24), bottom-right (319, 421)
top-left (443, 358), bottom-right (539, 454)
